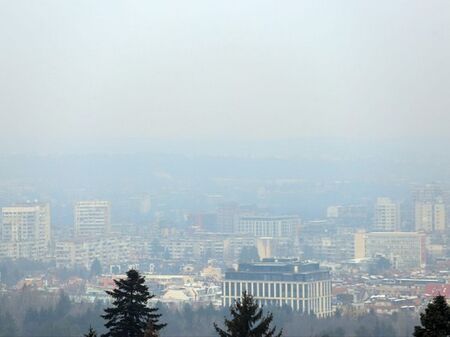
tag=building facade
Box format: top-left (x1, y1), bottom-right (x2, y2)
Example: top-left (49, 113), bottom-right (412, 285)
top-left (55, 236), bottom-right (142, 268)
top-left (236, 215), bottom-right (300, 237)
top-left (374, 197), bottom-right (401, 231)
top-left (415, 200), bottom-right (446, 233)
top-left (222, 259), bottom-right (332, 317)
top-left (0, 203), bottom-right (51, 260)
top-left (74, 200), bottom-right (111, 237)
top-left (354, 231), bottom-right (426, 270)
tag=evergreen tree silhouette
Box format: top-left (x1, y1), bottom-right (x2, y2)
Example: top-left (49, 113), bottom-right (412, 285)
top-left (214, 291), bottom-right (282, 337)
top-left (414, 294), bottom-right (450, 337)
top-left (102, 269), bottom-right (165, 337)
top-left (84, 326), bottom-right (98, 337)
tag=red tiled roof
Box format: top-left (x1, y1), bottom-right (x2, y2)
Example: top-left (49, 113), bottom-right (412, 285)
top-left (424, 284), bottom-right (450, 298)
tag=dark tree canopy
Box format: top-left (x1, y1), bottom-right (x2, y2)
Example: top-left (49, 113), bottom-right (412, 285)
top-left (143, 320), bottom-right (159, 337)
top-left (102, 269), bottom-right (165, 337)
top-left (214, 291), bottom-right (282, 337)
top-left (84, 326), bottom-right (98, 337)
top-left (414, 295), bottom-right (450, 337)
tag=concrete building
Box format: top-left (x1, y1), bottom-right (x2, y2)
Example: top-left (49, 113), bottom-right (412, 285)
top-left (236, 215), bottom-right (300, 237)
top-left (159, 236), bottom-right (225, 261)
top-left (415, 200), bottom-right (446, 233)
top-left (354, 231), bottom-right (426, 270)
top-left (159, 233), bottom-right (266, 265)
top-left (0, 203), bottom-right (51, 260)
top-left (55, 236), bottom-right (141, 268)
top-left (326, 205), bottom-right (369, 226)
top-left (74, 201), bottom-right (111, 237)
top-left (222, 259), bottom-right (332, 317)
top-left (217, 203), bottom-right (240, 233)
top-left (374, 197), bottom-right (400, 231)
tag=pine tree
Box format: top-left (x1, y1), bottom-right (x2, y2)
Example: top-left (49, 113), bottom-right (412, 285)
top-left (414, 295), bottom-right (450, 337)
top-left (214, 291), bottom-right (282, 337)
top-left (84, 326), bottom-right (98, 337)
top-left (102, 269), bottom-right (165, 337)
top-left (143, 320), bottom-right (159, 337)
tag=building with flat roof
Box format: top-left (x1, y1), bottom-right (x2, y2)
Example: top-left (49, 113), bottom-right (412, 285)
top-left (1, 203), bottom-right (51, 260)
top-left (354, 231), bottom-right (426, 270)
top-left (374, 197), bottom-right (400, 231)
top-left (235, 215), bottom-right (300, 237)
top-left (74, 200), bottom-right (111, 237)
top-left (222, 258), bottom-right (332, 317)
top-left (415, 200), bottom-right (446, 233)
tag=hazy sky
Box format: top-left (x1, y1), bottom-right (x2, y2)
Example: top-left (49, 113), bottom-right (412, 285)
top-left (1, 1), bottom-right (449, 152)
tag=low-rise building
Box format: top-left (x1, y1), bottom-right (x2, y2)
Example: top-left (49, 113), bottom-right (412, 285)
top-left (222, 258), bottom-right (332, 317)
top-left (55, 236), bottom-right (141, 268)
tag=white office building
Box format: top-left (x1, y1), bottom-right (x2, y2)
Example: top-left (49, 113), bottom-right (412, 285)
top-left (223, 259), bottom-right (332, 317)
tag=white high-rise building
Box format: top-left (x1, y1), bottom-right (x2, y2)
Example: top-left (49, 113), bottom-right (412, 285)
top-left (1, 203), bottom-right (51, 260)
top-left (74, 201), bottom-right (111, 237)
top-left (374, 197), bottom-right (400, 231)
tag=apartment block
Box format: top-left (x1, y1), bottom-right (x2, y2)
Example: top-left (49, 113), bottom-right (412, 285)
top-left (0, 203), bottom-right (51, 260)
top-left (374, 198), bottom-right (400, 231)
top-left (236, 215), bottom-right (300, 237)
top-left (74, 200), bottom-right (111, 237)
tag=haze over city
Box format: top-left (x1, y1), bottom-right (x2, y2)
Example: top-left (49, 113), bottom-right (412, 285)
top-left (1, 0), bottom-right (450, 154)
top-left (1, 1), bottom-right (450, 337)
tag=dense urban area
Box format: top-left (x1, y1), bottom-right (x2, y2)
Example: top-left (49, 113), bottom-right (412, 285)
top-left (0, 153), bottom-right (449, 336)
top-left (2, 0), bottom-right (450, 336)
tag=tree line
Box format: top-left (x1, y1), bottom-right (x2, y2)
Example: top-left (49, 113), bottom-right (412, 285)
top-left (92, 269), bottom-right (281, 337)
top-left (0, 268), bottom-right (447, 336)
top-left (85, 269), bottom-right (449, 337)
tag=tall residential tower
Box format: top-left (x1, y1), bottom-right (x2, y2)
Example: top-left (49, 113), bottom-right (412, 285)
top-left (74, 200), bottom-right (111, 237)
top-left (1, 203), bottom-right (51, 260)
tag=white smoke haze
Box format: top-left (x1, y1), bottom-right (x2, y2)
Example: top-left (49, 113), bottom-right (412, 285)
top-left (0, 0), bottom-right (449, 154)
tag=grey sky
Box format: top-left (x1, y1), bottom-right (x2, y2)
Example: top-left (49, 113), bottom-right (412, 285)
top-left (1, 0), bottom-right (449, 152)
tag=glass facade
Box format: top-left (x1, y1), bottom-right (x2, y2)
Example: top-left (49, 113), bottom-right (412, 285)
top-left (222, 260), bottom-right (332, 317)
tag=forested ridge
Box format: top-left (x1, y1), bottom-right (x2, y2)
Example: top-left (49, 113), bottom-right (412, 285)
top-left (0, 288), bottom-right (417, 337)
